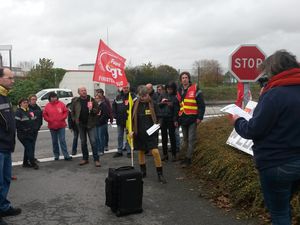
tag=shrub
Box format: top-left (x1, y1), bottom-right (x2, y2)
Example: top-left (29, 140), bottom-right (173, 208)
top-left (187, 116), bottom-right (300, 224)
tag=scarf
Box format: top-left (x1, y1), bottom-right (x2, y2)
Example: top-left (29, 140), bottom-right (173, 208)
top-left (0, 85), bottom-right (9, 96)
top-left (262, 68), bottom-right (300, 94)
top-left (132, 97), bottom-right (157, 135)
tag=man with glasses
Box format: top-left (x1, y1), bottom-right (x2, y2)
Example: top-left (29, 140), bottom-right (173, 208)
top-left (112, 83), bottom-right (136, 158)
top-left (0, 68), bottom-right (21, 225)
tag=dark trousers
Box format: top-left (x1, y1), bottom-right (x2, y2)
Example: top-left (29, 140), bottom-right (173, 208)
top-left (71, 128), bottom-right (79, 154)
top-left (32, 130), bottom-right (39, 159)
top-left (104, 124), bottom-right (109, 148)
top-left (18, 137), bottom-right (35, 165)
top-left (161, 119), bottom-right (176, 156)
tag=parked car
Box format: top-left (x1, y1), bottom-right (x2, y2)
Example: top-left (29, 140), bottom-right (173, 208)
top-left (36, 88), bottom-right (73, 110)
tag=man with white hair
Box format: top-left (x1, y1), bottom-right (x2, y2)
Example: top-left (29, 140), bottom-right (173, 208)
top-left (71, 87), bottom-right (101, 167)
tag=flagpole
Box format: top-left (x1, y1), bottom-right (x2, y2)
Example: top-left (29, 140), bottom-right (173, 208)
top-left (106, 27), bottom-right (109, 46)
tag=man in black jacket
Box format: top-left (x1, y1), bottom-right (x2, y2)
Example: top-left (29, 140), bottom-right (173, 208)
top-left (28, 94), bottom-right (43, 163)
top-left (0, 68), bottom-right (22, 225)
top-left (112, 84), bottom-right (136, 158)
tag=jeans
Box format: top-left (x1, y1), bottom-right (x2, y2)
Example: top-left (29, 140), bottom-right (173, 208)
top-left (259, 159), bottom-right (300, 225)
top-left (117, 125), bottom-right (131, 154)
top-left (96, 124), bottom-right (107, 154)
top-left (71, 129), bottom-right (79, 154)
top-left (0, 152), bottom-right (11, 212)
top-left (78, 125), bottom-right (99, 161)
top-left (18, 137), bottom-right (35, 164)
top-left (181, 123), bottom-right (197, 159)
top-left (50, 128), bottom-right (70, 159)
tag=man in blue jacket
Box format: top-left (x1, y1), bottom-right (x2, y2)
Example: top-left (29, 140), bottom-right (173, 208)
top-left (0, 68), bottom-right (22, 225)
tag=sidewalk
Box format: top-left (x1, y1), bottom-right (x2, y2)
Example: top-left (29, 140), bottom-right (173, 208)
top-left (7, 153), bottom-right (258, 225)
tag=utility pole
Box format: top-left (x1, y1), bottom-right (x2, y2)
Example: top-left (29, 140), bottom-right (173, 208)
top-left (197, 66), bottom-right (200, 87)
top-left (0, 45), bottom-right (12, 69)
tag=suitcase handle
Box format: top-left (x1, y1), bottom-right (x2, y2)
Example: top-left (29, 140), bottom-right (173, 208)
top-left (116, 166), bottom-right (134, 171)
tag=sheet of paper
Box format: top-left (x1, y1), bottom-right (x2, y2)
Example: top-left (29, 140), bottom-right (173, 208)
top-left (146, 124), bottom-right (160, 136)
top-left (220, 104), bottom-right (252, 121)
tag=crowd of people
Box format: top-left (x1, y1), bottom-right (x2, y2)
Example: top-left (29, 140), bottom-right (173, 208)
top-left (2, 50), bottom-right (300, 224)
top-left (0, 68), bottom-right (206, 224)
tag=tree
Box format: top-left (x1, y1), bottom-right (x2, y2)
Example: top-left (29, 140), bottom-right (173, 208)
top-left (193, 59), bottom-right (224, 87)
top-left (27, 58), bottom-right (65, 89)
top-left (125, 63), bottom-right (179, 88)
top-left (155, 65), bottom-right (179, 84)
top-left (8, 79), bottom-right (40, 105)
top-left (8, 58), bottom-right (66, 105)
top-left (16, 60), bottom-right (35, 72)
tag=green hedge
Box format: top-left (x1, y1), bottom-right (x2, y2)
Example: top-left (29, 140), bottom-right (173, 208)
top-left (201, 84), bottom-right (261, 101)
top-left (187, 116), bottom-right (300, 224)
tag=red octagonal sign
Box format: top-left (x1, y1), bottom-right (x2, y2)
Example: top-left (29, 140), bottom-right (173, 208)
top-left (229, 45), bottom-right (266, 82)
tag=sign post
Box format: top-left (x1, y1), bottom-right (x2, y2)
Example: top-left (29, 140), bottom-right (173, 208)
top-left (229, 45), bottom-right (266, 107)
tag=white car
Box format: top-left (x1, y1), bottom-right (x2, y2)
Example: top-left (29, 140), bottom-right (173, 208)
top-left (36, 88), bottom-right (73, 110)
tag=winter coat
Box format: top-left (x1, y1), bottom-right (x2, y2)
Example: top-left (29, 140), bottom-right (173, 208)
top-left (0, 95), bottom-right (16, 152)
top-left (43, 100), bottom-right (68, 130)
top-left (235, 85), bottom-right (300, 171)
top-left (15, 107), bottom-right (35, 140)
top-left (29, 104), bottom-right (43, 131)
top-left (112, 92), bottom-right (136, 127)
top-left (96, 101), bottom-right (110, 127)
top-left (133, 100), bottom-right (158, 151)
top-left (157, 93), bottom-right (179, 122)
top-left (71, 95), bottom-right (99, 129)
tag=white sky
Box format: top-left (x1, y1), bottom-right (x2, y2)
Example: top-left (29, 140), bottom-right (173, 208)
top-left (1, 0), bottom-right (300, 72)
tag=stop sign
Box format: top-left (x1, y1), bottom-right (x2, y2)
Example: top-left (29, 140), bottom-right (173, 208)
top-left (229, 45), bottom-right (266, 82)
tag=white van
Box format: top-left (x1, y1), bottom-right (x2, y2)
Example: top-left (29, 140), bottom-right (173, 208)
top-left (36, 88), bottom-right (73, 110)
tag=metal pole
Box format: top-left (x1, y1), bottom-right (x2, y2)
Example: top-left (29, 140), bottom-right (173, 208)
top-left (243, 82), bottom-right (251, 107)
top-left (9, 50), bottom-right (12, 70)
top-left (106, 27), bottom-right (109, 45)
top-left (197, 66), bottom-right (200, 87)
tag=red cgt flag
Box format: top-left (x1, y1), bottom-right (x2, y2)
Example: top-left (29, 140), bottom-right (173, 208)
top-left (93, 40), bottom-right (128, 87)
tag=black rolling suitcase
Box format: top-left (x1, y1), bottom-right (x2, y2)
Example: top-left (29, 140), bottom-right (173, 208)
top-left (105, 166), bottom-right (143, 216)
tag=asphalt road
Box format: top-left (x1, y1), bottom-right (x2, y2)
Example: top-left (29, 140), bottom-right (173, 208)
top-left (7, 153), bottom-right (258, 225)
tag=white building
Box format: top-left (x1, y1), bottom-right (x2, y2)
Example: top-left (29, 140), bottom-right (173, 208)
top-left (59, 64), bottom-right (117, 100)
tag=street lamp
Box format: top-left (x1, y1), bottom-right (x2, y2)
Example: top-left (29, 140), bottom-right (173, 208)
top-left (0, 45), bottom-right (12, 69)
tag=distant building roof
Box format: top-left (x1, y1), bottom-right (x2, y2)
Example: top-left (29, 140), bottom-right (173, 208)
top-left (78, 63), bottom-right (95, 67)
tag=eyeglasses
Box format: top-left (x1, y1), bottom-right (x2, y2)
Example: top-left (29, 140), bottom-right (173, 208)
top-left (1, 77), bottom-right (14, 80)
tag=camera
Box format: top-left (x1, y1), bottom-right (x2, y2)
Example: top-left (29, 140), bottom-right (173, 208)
top-left (257, 77), bottom-right (269, 88)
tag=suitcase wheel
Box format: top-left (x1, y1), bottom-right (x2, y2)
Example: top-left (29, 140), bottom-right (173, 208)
top-left (116, 210), bottom-right (121, 217)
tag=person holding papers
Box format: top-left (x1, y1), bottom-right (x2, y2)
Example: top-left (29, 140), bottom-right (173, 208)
top-left (232, 50), bottom-right (300, 225)
top-left (132, 85), bottom-right (166, 184)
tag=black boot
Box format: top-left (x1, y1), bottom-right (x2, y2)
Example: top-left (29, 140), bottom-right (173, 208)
top-left (181, 158), bottom-right (192, 168)
top-left (156, 167), bottom-right (167, 184)
top-left (140, 164), bottom-right (146, 178)
top-left (162, 154), bottom-right (169, 161)
top-left (30, 160), bottom-right (39, 170)
top-left (171, 154), bottom-right (177, 162)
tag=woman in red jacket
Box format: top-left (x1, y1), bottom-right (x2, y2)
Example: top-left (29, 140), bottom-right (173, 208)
top-left (43, 92), bottom-right (72, 161)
